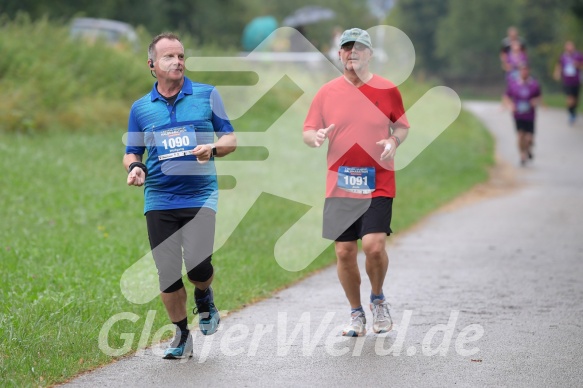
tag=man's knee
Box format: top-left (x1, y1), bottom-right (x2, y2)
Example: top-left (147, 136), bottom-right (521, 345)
top-left (187, 256), bottom-right (213, 283)
top-left (362, 236), bottom-right (387, 258)
top-left (162, 278), bottom-right (184, 293)
top-left (335, 242), bottom-right (358, 261)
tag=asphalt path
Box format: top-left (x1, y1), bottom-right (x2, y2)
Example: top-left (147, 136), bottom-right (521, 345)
top-left (64, 102), bottom-right (583, 387)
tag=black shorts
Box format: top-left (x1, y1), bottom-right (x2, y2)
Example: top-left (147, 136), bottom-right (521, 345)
top-left (563, 84), bottom-right (580, 98)
top-left (323, 197), bottom-right (393, 242)
top-left (514, 118), bottom-right (535, 134)
top-left (145, 207), bottom-right (215, 291)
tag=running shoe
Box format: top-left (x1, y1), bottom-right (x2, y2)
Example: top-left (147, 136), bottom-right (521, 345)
top-left (163, 330), bottom-right (193, 359)
top-left (194, 287), bottom-right (220, 335)
top-left (370, 299), bottom-right (393, 333)
top-left (342, 311), bottom-right (367, 337)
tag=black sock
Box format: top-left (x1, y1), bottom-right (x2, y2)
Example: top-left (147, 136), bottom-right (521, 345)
top-left (173, 317), bottom-right (189, 339)
top-left (195, 287), bottom-right (209, 300)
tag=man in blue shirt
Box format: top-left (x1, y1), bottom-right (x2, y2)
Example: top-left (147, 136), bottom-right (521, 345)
top-left (124, 32), bottom-right (236, 359)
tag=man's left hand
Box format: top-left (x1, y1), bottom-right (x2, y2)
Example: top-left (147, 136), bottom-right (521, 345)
top-left (193, 144), bottom-right (213, 164)
top-left (376, 138), bottom-right (398, 161)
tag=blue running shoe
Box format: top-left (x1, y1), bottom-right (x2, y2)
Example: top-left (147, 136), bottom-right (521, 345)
top-left (163, 330), bottom-right (193, 359)
top-left (194, 287), bottom-right (220, 335)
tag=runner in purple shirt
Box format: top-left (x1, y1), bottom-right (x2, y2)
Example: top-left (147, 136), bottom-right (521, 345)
top-left (503, 64), bottom-right (542, 166)
top-left (503, 40), bottom-right (528, 84)
top-left (553, 40), bottom-right (583, 125)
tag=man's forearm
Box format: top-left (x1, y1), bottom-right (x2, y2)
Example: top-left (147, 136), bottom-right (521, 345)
top-left (303, 129), bottom-right (319, 147)
top-left (391, 127), bottom-right (409, 145)
top-left (214, 133), bottom-right (237, 157)
top-left (123, 153), bottom-right (142, 171)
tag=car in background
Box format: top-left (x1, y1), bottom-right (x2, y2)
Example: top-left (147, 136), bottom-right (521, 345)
top-left (70, 17), bottom-right (139, 50)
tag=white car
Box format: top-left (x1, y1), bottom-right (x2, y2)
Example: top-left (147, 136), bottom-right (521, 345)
top-left (70, 17), bottom-right (139, 50)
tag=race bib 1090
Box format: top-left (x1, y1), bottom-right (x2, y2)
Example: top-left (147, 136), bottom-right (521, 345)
top-left (154, 125), bottom-right (197, 161)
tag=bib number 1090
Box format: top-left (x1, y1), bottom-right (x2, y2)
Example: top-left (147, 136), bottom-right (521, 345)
top-left (162, 135), bottom-right (190, 149)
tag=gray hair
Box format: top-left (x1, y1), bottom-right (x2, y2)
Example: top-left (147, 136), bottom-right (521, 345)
top-left (148, 32), bottom-right (182, 62)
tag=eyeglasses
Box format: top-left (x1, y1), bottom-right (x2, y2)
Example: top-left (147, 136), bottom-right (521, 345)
top-left (341, 42), bottom-right (368, 51)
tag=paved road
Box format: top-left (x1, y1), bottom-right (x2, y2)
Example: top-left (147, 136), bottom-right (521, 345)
top-left (65, 102), bottom-right (583, 387)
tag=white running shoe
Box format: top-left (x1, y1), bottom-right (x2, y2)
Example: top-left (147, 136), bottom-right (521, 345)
top-left (342, 311), bottom-right (367, 337)
top-left (370, 299), bottom-right (393, 333)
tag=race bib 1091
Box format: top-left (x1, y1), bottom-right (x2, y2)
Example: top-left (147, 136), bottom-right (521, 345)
top-left (337, 166), bottom-right (376, 194)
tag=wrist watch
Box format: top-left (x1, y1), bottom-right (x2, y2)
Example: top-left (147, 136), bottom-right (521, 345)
top-left (210, 144), bottom-right (217, 156)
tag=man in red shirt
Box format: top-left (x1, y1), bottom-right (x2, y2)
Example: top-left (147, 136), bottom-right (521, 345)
top-left (303, 28), bottom-right (410, 337)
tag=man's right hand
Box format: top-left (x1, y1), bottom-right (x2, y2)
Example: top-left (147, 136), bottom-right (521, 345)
top-left (127, 167), bottom-right (146, 186)
top-left (314, 124), bottom-right (335, 147)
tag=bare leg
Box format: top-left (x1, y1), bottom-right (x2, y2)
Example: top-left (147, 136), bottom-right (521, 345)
top-left (335, 241), bottom-right (361, 308)
top-left (567, 95), bottom-right (576, 110)
top-left (518, 131), bottom-right (528, 163)
top-left (524, 132), bottom-right (534, 158)
top-left (160, 287), bottom-right (187, 322)
top-left (362, 233), bottom-right (389, 297)
top-left (190, 274), bottom-right (214, 293)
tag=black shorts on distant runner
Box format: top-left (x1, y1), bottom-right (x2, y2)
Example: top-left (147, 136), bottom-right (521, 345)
top-left (563, 84), bottom-right (580, 98)
top-left (514, 118), bottom-right (535, 134)
top-left (323, 197), bottom-right (393, 242)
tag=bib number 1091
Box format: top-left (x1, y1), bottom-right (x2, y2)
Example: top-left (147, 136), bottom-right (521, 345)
top-left (337, 166), bottom-right (376, 194)
top-left (343, 175), bottom-right (368, 187)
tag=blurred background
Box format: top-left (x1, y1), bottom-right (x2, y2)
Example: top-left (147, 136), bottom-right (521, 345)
top-left (2, 0), bottom-right (583, 99)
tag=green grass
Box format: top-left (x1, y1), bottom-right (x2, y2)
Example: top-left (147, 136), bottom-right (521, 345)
top-left (0, 16), bottom-right (494, 387)
top-left (542, 92), bottom-right (583, 113)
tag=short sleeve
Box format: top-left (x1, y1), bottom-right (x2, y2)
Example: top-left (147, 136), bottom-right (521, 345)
top-left (304, 88), bottom-right (325, 131)
top-left (125, 106), bottom-right (145, 155)
top-left (210, 88), bottom-right (234, 137)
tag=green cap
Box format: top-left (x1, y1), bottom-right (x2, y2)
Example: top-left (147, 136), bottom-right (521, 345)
top-left (339, 28), bottom-right (372, 49)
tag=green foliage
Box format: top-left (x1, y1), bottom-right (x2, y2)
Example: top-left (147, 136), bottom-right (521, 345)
top-left (0, 15), bottom-right (254, 134)
top-left (435, 0), bottom-right (519, 82)
top-left (0, 14), bottom-right (152, 133)
top-left (5, 0), bottom-right (583, 94)
top-left (388, 0), bottom-right (583, 94)
top-left (0, 0), bottom-right (378, 53)
top-left (387, 0), bottom-right (449, 74)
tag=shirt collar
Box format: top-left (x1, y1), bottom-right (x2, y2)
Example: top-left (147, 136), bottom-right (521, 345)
top-left (150, 77), bottom-right (194, 102)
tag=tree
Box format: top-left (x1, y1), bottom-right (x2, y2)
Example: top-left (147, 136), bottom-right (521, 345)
top-left (435, 0), bottom-right (520, 83)
top-left (387, 0), bottom-right (449, 76)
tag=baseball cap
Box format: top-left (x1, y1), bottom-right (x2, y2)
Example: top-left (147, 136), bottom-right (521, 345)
top-left (339, 28), bottom-right (372, 49)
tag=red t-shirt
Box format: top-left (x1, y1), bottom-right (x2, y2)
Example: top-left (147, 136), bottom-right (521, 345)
top-left (304, 75), bottom-right (409, 198)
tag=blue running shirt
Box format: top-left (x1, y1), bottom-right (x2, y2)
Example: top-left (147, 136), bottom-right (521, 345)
top-left (125, 77), bottom-right (234, 213)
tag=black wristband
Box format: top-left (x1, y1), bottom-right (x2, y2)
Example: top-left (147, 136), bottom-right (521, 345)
top-left (128, 162), bottom-right (148, 178)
